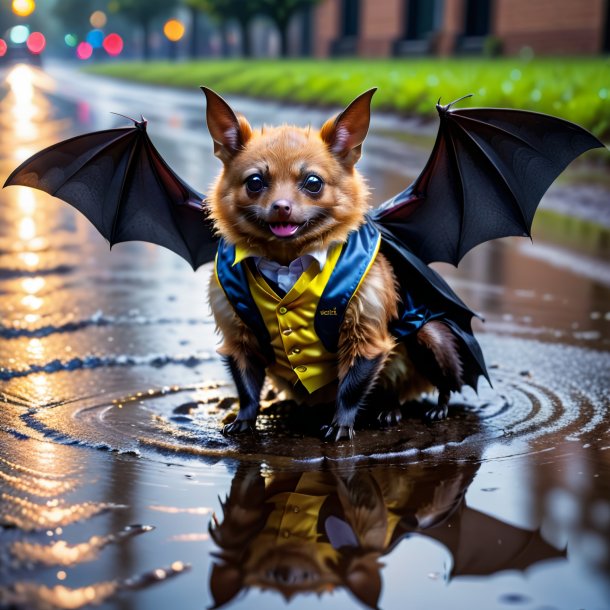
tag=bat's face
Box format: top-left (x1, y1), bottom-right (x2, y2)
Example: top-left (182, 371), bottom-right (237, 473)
top-left (210, 536), bottom-right (382, 607)
top-left (204, 88), bottom-right (375, 263)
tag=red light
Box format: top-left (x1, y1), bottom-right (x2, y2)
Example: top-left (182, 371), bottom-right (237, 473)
top-left (0, 40), bottom-right (7, 57)
top-left (76, 41), bottom-right (93, 60)
top-left (103, 33), bottom-right (123, 56)
top-left (26, 31), bottom-right (46, 54)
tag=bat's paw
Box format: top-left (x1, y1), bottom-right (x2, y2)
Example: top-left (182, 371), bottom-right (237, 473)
top-left (424, 404), bottom-right (449, 422)
top-left (377, 408), bottom-right (402, 428)
top-left (222, 419), bottom-right (256, 436)
top-left (321, 423), bottom-right (355, 442)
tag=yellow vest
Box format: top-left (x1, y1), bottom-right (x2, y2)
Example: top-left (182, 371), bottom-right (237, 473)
top-left (214, 225), bottom-right (381, 394)
top-left (239, 242), bottom-right (343, 393)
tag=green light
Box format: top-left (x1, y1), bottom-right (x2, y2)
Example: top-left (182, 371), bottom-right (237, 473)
top-left (64, 33), bottom-right (78, 48)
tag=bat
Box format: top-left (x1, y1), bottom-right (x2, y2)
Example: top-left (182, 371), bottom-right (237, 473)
top-left (4, 90), bottom-right (604, 438)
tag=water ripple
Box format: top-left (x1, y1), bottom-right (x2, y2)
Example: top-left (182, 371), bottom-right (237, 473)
top-left (1, 493), bottom-right (125, 531)
top-left (0, 311), bottom-right (211, 339)
top-left (9, 524), bottom-right (154, 567)
top-left (10, 336), bottom-right (607, 466)
top-left (0, 351), bottom-right (214, 381)
top-left (0, 562), bottom-right (190, 610)
top-left (0, 265), bottom-right (75, 279)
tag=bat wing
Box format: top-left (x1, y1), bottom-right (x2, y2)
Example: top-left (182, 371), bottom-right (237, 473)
top-left (372, 100), bottom-right (605, 265)
top-left (4, 119), bottom-right (217, 270)
top-left (424, 506), bottom-right (565, 577)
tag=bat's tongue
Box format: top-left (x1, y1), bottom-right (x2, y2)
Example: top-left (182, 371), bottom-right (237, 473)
top-left (270, 223), bottom-right (300, 237)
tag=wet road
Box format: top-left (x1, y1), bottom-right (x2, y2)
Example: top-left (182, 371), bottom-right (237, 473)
top-left (0, 62), bottom-right (609, 610)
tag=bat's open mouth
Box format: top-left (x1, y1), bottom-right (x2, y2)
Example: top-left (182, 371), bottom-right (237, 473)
top-left (268, 222), bottom-right (302, 238)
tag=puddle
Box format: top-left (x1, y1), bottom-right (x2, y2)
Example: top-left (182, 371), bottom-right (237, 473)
top-left (0, 336), bottom-right (605, 467)
top-left (0, 63), bottom-right (609, 610)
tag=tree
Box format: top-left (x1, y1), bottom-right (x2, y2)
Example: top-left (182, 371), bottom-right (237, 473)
top-left (53, 0), bottom-right (97, 39)
top-left (260, 0), bottom-right (320, 57)
top-left (115, 0), bottom-right (180, 59)
top-left (183, 0), bottom-right (206, 58)
top-left (193, 0), bottom-right (263, 58)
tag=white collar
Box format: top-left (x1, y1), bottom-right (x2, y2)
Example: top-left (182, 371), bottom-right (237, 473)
top-left (232, 245), bottom-right (328, 270)
top-left (303, 249), bottom-right (328, 270)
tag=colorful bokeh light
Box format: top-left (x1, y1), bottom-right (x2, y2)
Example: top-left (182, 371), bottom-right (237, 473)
top-left (10, 25), bottom-right (30, 44)
top-left (86, 29), bottom-right (104, 49)
top-left (12, 0), bottom-right (35, 18)
top-left (64, 33), bottom-right (78, 48)
top-left (76, 41), bottom-right (93, 60)
top-left (103, 33), bottom-right (123, 56)
top-left (163, 19), bottom-right (185, 42)
top-left (0, 40), bottom-right (7, 57)
top-left (90, 10), bottom-right (107, 28)
top-left (26, 31), bottom-right (45, 54)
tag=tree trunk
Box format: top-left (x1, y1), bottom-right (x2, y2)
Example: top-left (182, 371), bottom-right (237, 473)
top-left (238, 17), bottom-right (253, 58)
top-left (169, 41), bottom-right (178, 61)
top-left (278, 21), bottom-right (290, 57)
top-left (189, 6), bottom-right (199, 59)
top-left (219, 20), bottom-right (230, 57)
top-left (142, 18), bottom-right (151, 60)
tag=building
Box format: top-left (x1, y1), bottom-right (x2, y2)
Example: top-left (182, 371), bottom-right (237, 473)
top-left (311, 0), bottom-right (610, 57)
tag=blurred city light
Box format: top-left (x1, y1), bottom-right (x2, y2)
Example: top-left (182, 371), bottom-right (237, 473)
top-left (12, 0), bottom-right (35, 18)
top-left (64, 34), bottom-right (78, 48)
top-left (163, 19), bottom-right (185, 42)
top-left (0, 40), bottom-right (7, 57)
top-left (86, 29), bottom-right (104, 49)
top-left (10, 25), bottom-right (30, 44)
top-left (90, 10), bottom-right (107, 29)
top-left (76, 41), bottom-right (93, 60)
top-left (26, 32), bottom-right (45, 54)
top-left (103, 33), bottom-right (123, 56)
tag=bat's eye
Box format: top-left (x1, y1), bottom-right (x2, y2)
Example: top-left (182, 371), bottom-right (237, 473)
top-left (302, 175), bottom-right (323, 194)
top-left (245, 174), bottom-right (265, 194)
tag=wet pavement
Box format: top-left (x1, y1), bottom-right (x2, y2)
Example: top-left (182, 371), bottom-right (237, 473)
top-left (0, 62), bottom-right (609, 610)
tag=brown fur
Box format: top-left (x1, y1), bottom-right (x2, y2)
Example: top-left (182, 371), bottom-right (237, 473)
top-left (203, 87), bottom-right (463, 431)
top-left (416, 320), bottom-right (464, 390)
top-left (208, 123), bottom-right (369, 264)
top-left (208, 275), bottom-right (265, 374)
top-left (378, 342), bottom-right (435, 403)
top-left (337, 253), bottom-right (397, 378)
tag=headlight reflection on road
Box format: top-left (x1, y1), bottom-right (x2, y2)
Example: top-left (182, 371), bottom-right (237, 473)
top-left (22, 276), bottom-right (46, 313)
top-left (17, 187), bottom-right (36, 214)
top-left (19, 252), bottom-right (39, 267)
top-left (6, 64), bottom-right (37, 142)
top-left (4, 63), bottom-right (56, 160)
top-left (3, 70), bottom-right (52, 378)
top-left (19, 216), bottom-right (36, 241)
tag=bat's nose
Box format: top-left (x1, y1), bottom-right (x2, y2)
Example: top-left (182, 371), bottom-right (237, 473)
top-left (271, 199), bottom-right (292, 219)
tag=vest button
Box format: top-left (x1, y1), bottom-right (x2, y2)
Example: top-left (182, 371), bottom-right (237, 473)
top-left (278, 306), bottom-right (288, 314)
top-left (292, 347), bottom-right (301, 354)
top-left (295, 365), bottom-right (307, 373)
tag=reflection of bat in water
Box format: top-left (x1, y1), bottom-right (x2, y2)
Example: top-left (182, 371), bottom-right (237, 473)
top-left (5, 90), bottom-right (604, 440)
top-left (208, 462), bottom-right (564, 608)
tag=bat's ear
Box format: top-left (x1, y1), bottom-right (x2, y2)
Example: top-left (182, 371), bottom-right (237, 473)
top-left (201, 87), bottom-right (252, 163)
top-left (209, 562), bottom-right (243, 608)
top-left (344, 553), bottom-right (383, 610)
top-left (320, 88), bottom-right (376, 168)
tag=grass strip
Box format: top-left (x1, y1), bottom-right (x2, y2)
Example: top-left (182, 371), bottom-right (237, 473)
top-left (85, 57), bottom-right (610, 139)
